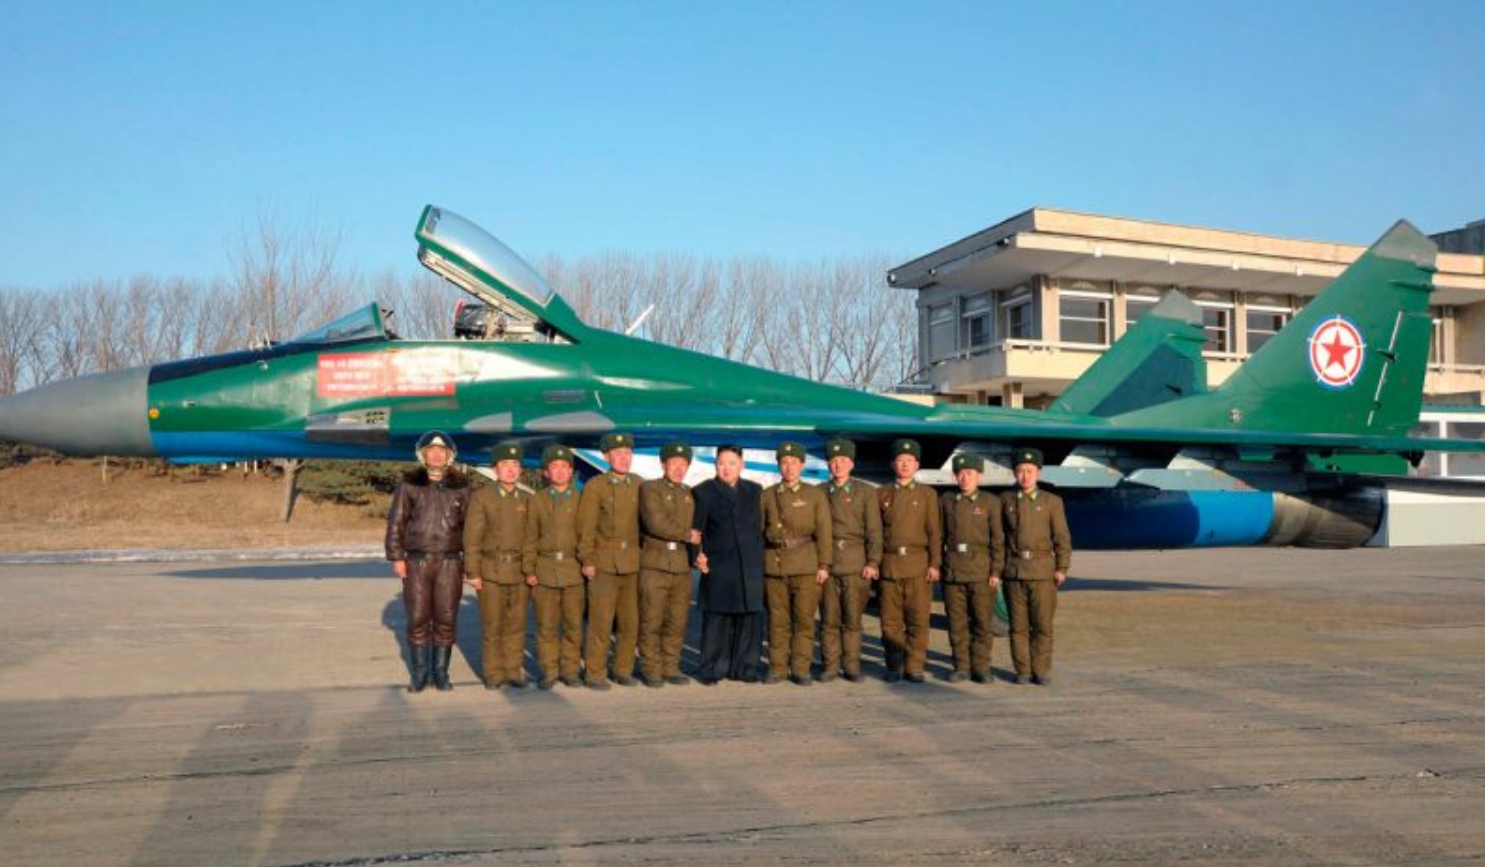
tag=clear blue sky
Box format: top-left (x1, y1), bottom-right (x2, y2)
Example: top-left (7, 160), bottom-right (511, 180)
top-left (3, 1), bottom-right (1483, 289)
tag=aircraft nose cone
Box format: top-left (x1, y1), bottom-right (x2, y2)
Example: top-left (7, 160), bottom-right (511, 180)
top-left (0, 366), bottom-right (155, 456)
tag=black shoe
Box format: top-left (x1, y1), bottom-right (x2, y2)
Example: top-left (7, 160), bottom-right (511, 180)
top-left (407, 644), bottom-right (432, 693)
top-left (945, 671), bottom-right (968, 683)
top-left (904, 672), bottom-right (925, 684)
top-left (507, 679), bottom-right (529, 690)
top-left (537, 678), bottom-right (556, 691)
top-left (586, 678), bottom-right (612, 691)
top-left (971, 671), bottom-right (992, 684)
top-left (1016, 674), bottom-right (1033, 685)
top-left (841, 671), bottom-right (861, 683)
top-left (431, 646), bottom-right (454, 691)
top-left (644, 676), bottom-right (666, 688)
top-left (697, 677), bottom-right (718, 686)
top-left (817, 672), bottom-right (838, 683)
top-left (762, 672), bottom-right (783, 685)
top-left (484, 678), bottom-right (505, 691)
top-left (560, 677), bottom-right (582, 688)
top-left (614, 675), bottom-right (639, 687)
top-left (884, 670), bottom-right (902, 684)
top-left (1033, 673), bottom-right (1053, 687)
top-left (665, 675), bottom-right (691, 686)
top-left (790, 674), bottom-right (812, 687)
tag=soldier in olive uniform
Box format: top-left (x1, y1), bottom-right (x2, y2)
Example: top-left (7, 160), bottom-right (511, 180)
top-left (521, 445), bottom-right (585, 689)
top-left (638, 442), bottom-right (697, 687)
top-left (762, 441), bottom-right (833, 685)
top-left (878, 438), bottom-right (941, 683)
top-left (463, 441), bottom-right (532, 689)
top-left (577, 432), bottom-right (642, 690)
top-left (818, 438), bottom-right (882, 683)
top-left (1000, 448), bottom-right (1072, 686)
top-left (940, 453), bottom-right (1005, 684)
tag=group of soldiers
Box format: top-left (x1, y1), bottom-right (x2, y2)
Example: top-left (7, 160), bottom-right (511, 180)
top-left (385, 430), bottom-right (1072, 693)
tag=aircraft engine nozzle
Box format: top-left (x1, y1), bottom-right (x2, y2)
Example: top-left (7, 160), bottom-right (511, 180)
top-left (0, 366), bottom-right (155, 457)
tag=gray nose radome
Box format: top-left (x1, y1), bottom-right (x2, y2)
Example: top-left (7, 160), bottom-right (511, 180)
top-left (0, 366), bottom-right (155, 456)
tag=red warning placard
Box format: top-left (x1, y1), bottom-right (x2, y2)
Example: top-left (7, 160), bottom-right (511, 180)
top-left (317, 351), bottom-right (457, 398)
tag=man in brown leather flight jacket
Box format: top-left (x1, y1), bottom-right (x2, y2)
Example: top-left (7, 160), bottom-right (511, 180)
top-left (386, 431), bottom-right (472, 693)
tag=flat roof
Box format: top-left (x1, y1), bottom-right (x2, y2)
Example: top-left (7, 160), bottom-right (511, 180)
top-left (889, 208), bottom-right (1485, 305)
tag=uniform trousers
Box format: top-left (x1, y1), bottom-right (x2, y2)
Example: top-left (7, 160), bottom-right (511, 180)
top-left (532, 584), bottom-right (585, 682)
top-left (943, 580), bottom-right (995, 675)
top-left (878, 575), bottom-right (932, 676)
top-left (402, 556), bottom-right (463, 647)
top-left (1005, 578), bottom-right (1057, 678)
top-left (819, 573), bottom-right (868, 678)
top-left (584, 571), bottom-right (639, 683)
top-left (477, 581), bottom-right (529, 684)
top-left (640, 568), bottom-right (692, 680)
top-left (766, 574), bottom-right (823, 679)
top-left (698, 611), bottom-right (764, 681)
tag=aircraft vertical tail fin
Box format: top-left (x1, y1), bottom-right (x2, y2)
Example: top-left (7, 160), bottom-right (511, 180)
top-left (1111, 220), bottom-right (1438, 436)
top-left (1049, 292), bottom-right (1209, 417)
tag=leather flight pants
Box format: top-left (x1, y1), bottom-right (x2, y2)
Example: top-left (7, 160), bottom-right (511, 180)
top-left (403, 556), bottom-right (462, 647)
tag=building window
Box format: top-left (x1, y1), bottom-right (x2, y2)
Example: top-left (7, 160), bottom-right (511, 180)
top-left (961, 292), bottom-right (993, 350)
top-left (1245, 308), bottom-right (1289, 353)
top-left (1124, 287), bottom-right (1164, 332)
top-left (1002, 287), bottom-right (1034, 341)
top-left (1431, 316), bottom-right (1444, 364)
top-left (1058, 282), bottom-right (1110, 346)
top-left (928, 302), bottom-right (956, 361)
top-left (1195, 304), bottom-right (1233, 353)
top-left (1449, 422), bottom-right (1485, 477)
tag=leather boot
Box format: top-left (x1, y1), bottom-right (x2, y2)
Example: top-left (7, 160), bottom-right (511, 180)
top-left (407, 644), bottom-right (431, 693)
top-left (432, 645), bottom-right (454, 691)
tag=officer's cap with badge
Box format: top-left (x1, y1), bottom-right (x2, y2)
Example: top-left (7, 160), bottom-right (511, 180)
top-left (776, 441), bottom-right (806, 461)
top-left (660, 442), bottom-right (692, 462)
top-left (1014, 447), bottom-right (1044, 469)
top-left (490, 441), bottom-right (522, 464)
top-left (825, 438), bottom-right (856, 460)
top-left (541, 444), bottom-right (574, 466)
top-left (599, 432), bottom-right (634, 452)
top-left (415, 430), bottom-right (457, 464)
top-left (892, 438), bottom-right (922, 458)
top-left (952, 453), bottom-right (985, 473)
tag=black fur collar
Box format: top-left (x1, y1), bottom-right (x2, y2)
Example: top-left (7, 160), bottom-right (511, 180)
top-left (404, 467), bottom-right (470, 489)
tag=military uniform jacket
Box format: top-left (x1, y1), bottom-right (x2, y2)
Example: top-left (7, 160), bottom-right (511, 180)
top-left (999, 488), bottom-right (1072, 581)
top-left (762, 481), bottom-right (832, 577)
top-left (577, 471), bottom-right (642, 575)
top-left (639, 478), bottom-right (694, 574)
top-left (463, 483), bottom-right (531, 584)
top-left (521, 486), bottom-right (583, 587)
top-left (823, 480), bottom-right (882, 578)
top-left (940, 490), bottom-right (1005, 582)
top-left (879, 482), bottom-right (942, 579)
top-left (691, 478), bottom-right (766, 613)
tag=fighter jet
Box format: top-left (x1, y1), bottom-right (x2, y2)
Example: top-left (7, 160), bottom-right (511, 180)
top-left (2, 205), bottom-right (1480, 549)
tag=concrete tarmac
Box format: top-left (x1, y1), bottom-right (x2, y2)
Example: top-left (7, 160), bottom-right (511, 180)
top-left (1, 547), bottom-right (1482, 866)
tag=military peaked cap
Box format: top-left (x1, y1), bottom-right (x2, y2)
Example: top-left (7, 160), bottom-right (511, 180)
top-left (952, 453), bottom-right (985, 473)
top-left (599, 432), bottom-right (634, 452)
top-left (660, 442), bottom-right (693, 462)
top-left (892, 438), bottom-right (922, 458)
top-left (825, 438), bottom-right (856, 460)
top-left (776, 441), bottom-right (806, 460)
top-left (541, 444), bottom-right (574, 466)
top-left (491, 442), bottom-right (523, 463)
top-left (1014, 447), bottom-right (1044, 468)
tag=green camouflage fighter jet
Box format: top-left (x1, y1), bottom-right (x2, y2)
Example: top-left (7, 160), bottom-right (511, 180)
top-left (2, 205), bottom-right (1481, 549)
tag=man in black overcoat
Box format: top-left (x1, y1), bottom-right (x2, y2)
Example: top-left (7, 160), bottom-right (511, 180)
top-left (691, 444), bottom-right (766, 683)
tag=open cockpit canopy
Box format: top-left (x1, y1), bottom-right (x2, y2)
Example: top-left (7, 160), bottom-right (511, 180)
top-left (414, 205), bottom-right (586, 343)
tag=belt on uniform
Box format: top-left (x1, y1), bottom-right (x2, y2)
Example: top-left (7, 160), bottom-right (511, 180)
top-left (890, 546), bottom-right (926, 556)
top-left (405, 551), bottom-right (463, 561)
top-left (599, 539), bottom-right (634, 550)
top-left (953, 543), bottom-right (990, 553)
top-left (539, 551), bottom-right (572, 561)
top-left (646, 539), bottom-right (684, 551)
top-left (768, 536), bottom-right (813, 551)
top-left (834, 539), bottom-right (864, 550)
top-left (1018, 550), bottom-right (1053, 560)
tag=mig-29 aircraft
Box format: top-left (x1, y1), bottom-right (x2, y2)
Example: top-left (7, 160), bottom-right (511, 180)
top-left (2, 205), bottom-right (1480, 550)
